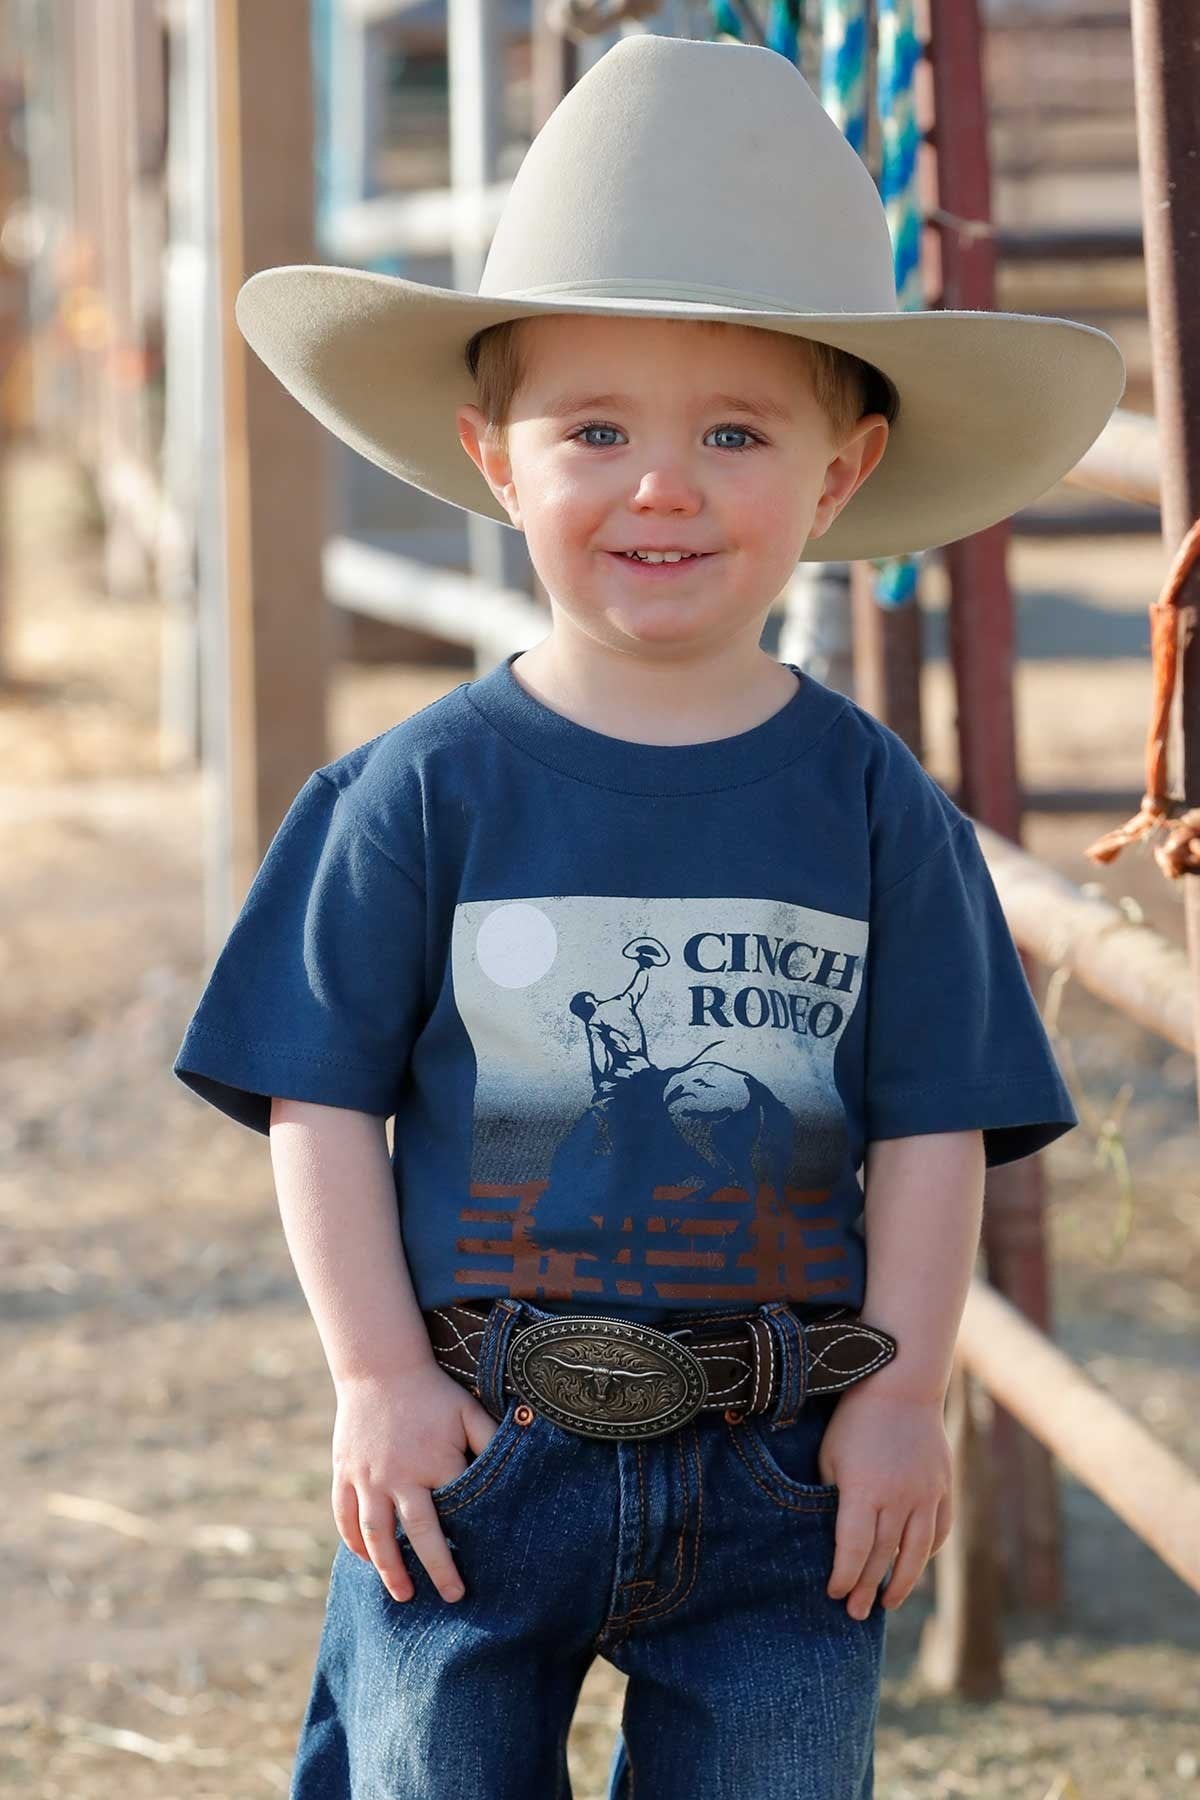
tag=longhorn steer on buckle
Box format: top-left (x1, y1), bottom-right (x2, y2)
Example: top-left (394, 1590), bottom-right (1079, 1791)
top-left (506, 1316), bottom-right (709, 1441)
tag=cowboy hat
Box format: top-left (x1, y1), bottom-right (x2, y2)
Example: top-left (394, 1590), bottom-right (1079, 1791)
top-left (234, 33), bottom-right (1125, 564)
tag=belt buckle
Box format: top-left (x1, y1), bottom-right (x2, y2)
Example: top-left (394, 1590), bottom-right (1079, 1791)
top-left (506, 1315), bottom-right (709, 1441)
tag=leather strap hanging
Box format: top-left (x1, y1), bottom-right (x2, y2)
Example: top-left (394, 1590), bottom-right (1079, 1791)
top-left (1085, 517), bottom-right (1200, 880)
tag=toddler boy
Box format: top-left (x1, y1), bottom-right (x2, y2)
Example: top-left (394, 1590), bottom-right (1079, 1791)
top-left (174, 32), bottom-right (1120, 1799)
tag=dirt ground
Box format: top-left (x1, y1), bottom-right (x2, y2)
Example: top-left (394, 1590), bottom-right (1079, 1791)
top-left (2, 444), bottom-right (1198, 1799)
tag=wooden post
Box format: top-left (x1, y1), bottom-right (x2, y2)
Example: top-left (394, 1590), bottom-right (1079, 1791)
top-left (924, 0), bottom-right (1021, 838)
top-left (158, 0), bottom-right (205, 771)
top-left (210, 0), bottom-right (327, 928)
top-left (919, 1361), bottom-right (1004, 1698)
top-left (926, 0), bottom-right (1062, 1618)
top-left (0, 10), bottom-right (31, 685)
top-left (1129, 0), bottom-right (1200, 1124)
top-left (66, 0), bottom-right (103, 469)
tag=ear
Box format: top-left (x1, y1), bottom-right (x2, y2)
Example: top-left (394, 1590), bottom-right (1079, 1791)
top-left (456, 404), bottom-right (522, 529)
top-left (808, 414), bottom-right (890, 541)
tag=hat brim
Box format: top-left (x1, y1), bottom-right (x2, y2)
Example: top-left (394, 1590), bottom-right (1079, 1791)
top-left (235, 264), bottom-right (1126, 564)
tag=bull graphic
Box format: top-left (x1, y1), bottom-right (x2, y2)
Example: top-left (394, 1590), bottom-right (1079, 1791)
top-left (527, 937), bottom-right (808, 1297)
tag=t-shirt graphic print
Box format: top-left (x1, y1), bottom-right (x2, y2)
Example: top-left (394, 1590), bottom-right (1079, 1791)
top-left (453, 894), bottom-right (867, 1310)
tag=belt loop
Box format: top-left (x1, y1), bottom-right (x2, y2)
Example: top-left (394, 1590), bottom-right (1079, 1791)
top-left (477, 1299), bottom-right (524, 1416)
top-left (760, 1302), bottom-right (807, 1429)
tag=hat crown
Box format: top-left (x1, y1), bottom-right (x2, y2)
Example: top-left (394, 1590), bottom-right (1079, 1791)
top-left (480, 35), bottom-right (899, 317)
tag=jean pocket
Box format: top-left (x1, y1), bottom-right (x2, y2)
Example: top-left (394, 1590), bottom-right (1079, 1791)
top-left (731, 1402), bottom-right (841, 1512)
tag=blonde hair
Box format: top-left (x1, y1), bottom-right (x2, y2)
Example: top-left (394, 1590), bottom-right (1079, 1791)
top-left (464, 316), bottom-right (899, 454)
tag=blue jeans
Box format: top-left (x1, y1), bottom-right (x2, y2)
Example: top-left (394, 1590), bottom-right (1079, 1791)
top-left (290, 1297), bottom-right (888, 1798)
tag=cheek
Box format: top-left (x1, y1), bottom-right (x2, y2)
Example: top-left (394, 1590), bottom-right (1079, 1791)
top-left (731, 462), bottom-right (803, 516)
top-left (730, 467), bottom-right (819, 544)
top-left (525, 470), bottom-right (610, 549)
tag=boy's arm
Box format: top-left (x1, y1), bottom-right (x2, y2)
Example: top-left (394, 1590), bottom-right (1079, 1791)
top-left (857, 1129), bottom-right (986, 1404)
top-left (268, 1097), bottom-right (435, 1383)
top-left (820, 1129), bottom-right (985, 1623)
top-left (267, 1097), bottom-right (493, 1609)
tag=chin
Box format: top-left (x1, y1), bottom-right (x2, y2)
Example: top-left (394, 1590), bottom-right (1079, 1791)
top-left (609, 605), bottom-right (712, 637)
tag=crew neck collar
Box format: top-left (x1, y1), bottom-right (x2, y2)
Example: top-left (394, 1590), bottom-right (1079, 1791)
top-left (464, 650), bottom-right (846, 796)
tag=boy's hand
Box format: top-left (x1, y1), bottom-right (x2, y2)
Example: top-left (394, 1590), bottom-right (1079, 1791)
top-left (331, 1363), bottom-right (502, 1605)
top-left (817, 1384), bottom-right (954, 1620)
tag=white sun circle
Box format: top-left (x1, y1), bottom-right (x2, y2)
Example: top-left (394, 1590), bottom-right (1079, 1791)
top-left (475, 903), bottom-right (558, 989)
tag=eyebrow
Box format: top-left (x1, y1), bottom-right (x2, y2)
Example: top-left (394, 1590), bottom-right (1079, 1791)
top-left (542, 390), bottom-right (795, 424)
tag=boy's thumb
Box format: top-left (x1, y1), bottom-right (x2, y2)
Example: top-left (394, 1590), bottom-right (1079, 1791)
top-left (464, 1394), bottom-right (506, 1454)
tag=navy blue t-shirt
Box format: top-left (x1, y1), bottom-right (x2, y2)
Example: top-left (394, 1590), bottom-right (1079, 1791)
top-left (173, 652), bottom-right (1076, 1325)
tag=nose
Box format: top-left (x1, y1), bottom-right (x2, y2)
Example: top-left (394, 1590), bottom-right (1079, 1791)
top-left (629, 466), bottom-right (703, 514)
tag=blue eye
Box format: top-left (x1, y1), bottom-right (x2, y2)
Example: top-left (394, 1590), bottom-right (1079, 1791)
top-left (569, 421), bottom-right (762, 452)
top-left (709, 426), bottom-right (757, 451)
top-left (575, 423), bottom-right (623, 448)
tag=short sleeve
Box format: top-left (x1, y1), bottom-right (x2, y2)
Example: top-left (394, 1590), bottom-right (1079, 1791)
top-left (864, 815), bottom-right (1077, 1165)
top-left (172, 772), bottom-right (427, 1135)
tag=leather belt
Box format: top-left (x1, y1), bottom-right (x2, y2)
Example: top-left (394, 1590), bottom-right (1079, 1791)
top-left (423, 1299), bottom-right (898, 1442)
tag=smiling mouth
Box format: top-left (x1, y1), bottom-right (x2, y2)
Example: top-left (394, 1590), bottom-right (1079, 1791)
top-left (606, 551), bottom-right (717, 567)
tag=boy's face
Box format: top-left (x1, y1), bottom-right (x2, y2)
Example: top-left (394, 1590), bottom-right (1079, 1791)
top-left (457, 315), bottom-right (888, 662)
